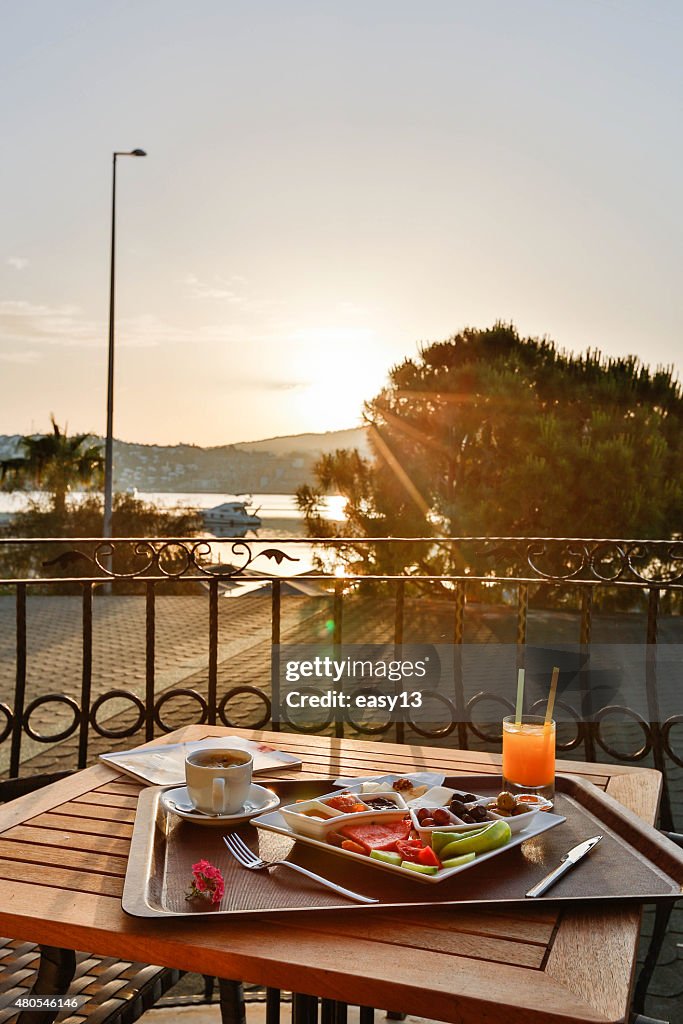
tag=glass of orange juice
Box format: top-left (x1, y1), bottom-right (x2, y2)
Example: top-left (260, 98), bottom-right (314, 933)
top-left (502, 714), bottom-right (555, 804)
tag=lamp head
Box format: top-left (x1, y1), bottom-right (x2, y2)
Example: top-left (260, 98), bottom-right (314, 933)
top-left (131, 149), bottom-right (147, 156)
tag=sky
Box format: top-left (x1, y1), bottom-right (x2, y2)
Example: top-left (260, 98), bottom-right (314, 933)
top-left (0, 0), bottom-right (681, 446)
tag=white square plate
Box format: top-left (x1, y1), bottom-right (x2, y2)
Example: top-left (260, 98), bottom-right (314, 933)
top-left (252, 807), bottom-right (566, 884)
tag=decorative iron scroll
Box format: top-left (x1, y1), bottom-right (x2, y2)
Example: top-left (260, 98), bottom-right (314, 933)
top-left (473, 539), bottom-right (683, 586)
top-left (41, 539), bottom-right (299, 578)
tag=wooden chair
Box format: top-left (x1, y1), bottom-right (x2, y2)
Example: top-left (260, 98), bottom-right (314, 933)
top-left (0, 939), bottom-right (181, 1024)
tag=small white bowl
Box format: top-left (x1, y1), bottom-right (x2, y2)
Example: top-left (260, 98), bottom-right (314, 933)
top-left (280, 791), bottom-right (408, 841)
top-left (348, 790), bottom-right (407, 812)
top-left (279, 799), bottom-right (343, 839)
top-left (470, 795), bottom-right (553, 834)
top-left (316, 788), bottom-right (408, 812)
top-left (410, 808), bottom-right (497, 845)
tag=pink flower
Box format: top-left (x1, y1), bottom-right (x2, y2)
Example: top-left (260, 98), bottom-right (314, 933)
top-left (186, 860), bottom-right (225, 906)
top-left (210, 876), bottom-right (225, 904)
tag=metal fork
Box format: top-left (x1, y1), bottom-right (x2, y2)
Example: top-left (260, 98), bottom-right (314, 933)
top-left (223, 832), bottom-right (378, 904)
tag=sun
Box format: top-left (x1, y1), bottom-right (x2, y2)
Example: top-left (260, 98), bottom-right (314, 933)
top-left (288, 326), bottom-right (390, 432)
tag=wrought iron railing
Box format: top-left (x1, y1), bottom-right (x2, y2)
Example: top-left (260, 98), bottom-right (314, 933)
top-left (0, 536), bottom-right (681, 829)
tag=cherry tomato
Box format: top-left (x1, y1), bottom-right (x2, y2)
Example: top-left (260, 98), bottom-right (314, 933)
top-left (396, 839), bottom-right (424, 863)
top-left (417, 846), bottom-right (441, 868)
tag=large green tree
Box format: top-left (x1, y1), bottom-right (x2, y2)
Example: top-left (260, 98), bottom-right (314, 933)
top-left (297, 323), bottom-right (682, 573)
top-left (0, 416), bottom-right (105, 516)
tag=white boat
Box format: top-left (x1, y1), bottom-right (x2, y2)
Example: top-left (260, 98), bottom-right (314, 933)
top-left (202, 501), bottom-right (262, 530)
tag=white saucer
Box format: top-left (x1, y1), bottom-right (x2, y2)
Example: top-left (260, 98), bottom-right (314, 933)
top-left (161, 783), bottom-right (280, 826)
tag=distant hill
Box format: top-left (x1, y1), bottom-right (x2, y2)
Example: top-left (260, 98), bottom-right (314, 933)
top-left (235, 428), bottom-right (370, 457)
top-left (0, 427), bottom-right (370, 494)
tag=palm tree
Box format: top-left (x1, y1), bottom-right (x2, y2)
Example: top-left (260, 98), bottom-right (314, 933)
top-left (0, 416), bottom-right (105, 516)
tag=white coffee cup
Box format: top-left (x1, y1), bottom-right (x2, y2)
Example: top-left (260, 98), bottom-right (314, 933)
top-left (185, 747), bottom-right (253, 815)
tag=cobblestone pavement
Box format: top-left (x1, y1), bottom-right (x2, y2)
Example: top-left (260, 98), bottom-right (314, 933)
top-left (0, 593), bottom-right (681, 1020)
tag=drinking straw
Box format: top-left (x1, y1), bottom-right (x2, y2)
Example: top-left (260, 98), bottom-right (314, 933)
top-left (545, 666), bottom-right (560, 726)
top-left (515, 668), bottom-right (525, 726)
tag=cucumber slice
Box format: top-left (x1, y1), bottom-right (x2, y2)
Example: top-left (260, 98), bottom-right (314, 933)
top-left (400, 861), bottom-right (438, 875)
top-left (437, 820), bottom-right (509, 860)
top-left (369, 850), bottom-right (402, 866)
top-left (441, 852), bottom-right (476, 869)
top-left (431, 826), bottom-right (488, 854)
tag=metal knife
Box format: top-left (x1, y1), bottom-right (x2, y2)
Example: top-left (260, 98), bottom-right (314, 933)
top-left (526, 835), bottom-right (603, 898)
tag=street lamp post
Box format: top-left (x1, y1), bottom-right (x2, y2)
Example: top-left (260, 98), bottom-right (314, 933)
top-left (103, 148), bottom-right (147, 540)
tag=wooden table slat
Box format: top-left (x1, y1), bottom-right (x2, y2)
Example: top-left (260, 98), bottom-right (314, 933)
top-left (0, 825), bottom-right (131, 857)
top-left (0, 765), bottom-right (123, 833)
top-left (0, 859), bottom-right (124, 898)
top-left (72, 792), bottom-right (140, 810)
top-left (0, 839), bottom-right (127, 877)
top-left (388, 908), bottom-right (558, 944)
top-left (25, 812), bottom-right (134, 839)
top-left (272, 913), bottom-right (548, 969)
top-left (49, 801), bottom-right (136, 824)
top-left (94, 780), bottom-right (146, 797)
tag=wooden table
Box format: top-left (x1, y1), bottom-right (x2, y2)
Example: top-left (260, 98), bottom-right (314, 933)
top-left (0, 726), bottom-right (662, 1024)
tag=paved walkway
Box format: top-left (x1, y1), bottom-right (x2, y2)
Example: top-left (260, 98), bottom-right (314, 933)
top-left (143, 1002), bottom-right (437, 1024)
top-left (0, 594), bottom-right (318, 773)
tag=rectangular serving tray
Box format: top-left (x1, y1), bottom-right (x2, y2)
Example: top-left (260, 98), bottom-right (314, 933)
top-left (122, 773), bottom-right (683, 919)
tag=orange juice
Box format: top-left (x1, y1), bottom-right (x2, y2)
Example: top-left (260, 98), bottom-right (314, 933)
top-left (502, 715), bottom-right (555, 800)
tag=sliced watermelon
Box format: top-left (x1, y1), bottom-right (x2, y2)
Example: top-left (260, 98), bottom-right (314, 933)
top-left (339, 819), bottom-right (412, 853)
